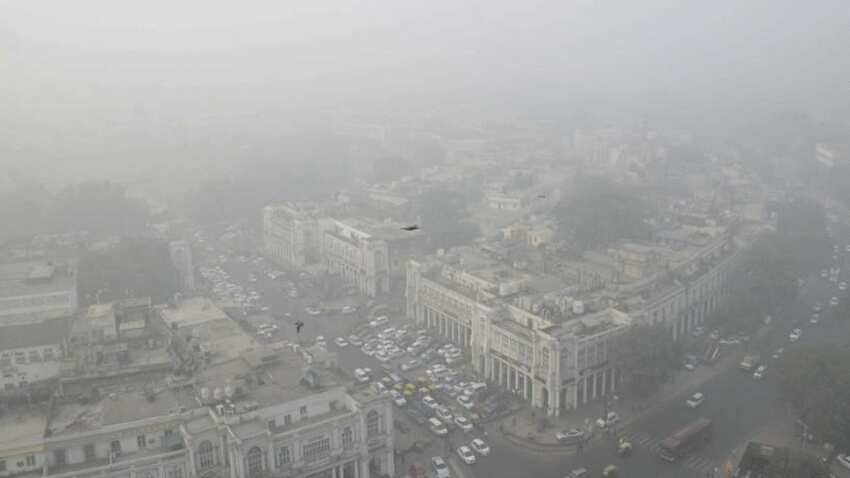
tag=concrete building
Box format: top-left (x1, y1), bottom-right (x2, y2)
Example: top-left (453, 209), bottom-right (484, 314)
top-left (406, 247), bottom-right (632, 416)
top-left (0, 261), bottom-right (78, 326)
top-left (0, 347), bottom-right (394, 478)
top-left (262, 203), bottom-right (324, 269)
top-left (0, 316), bottom-right (69, 393)
top-left (321, 220), bottom-right (390, 298)
top-left (168, 241), bottom-right (195, 292)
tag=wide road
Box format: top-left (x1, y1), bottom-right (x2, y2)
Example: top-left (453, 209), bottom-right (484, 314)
top-left (468, 232), bottom-right (850, 478)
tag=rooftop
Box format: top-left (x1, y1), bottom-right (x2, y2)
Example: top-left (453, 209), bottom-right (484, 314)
top-left (0, 406), bottom-right (48, 450)
top-left (0, 316), bottom-right (70, 351)
top-left (0, 261), bottom-right (76, 297)
top-left (160, 297), bottom-right (229, 328)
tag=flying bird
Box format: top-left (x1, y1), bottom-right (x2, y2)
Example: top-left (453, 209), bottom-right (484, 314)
top-left (295, 321), bottom-right (304, 333)
top-left (401, 225), bottom-right (420, 231)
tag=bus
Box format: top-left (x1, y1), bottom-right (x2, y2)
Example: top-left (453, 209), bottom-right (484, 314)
top-left (659, 418), bottom-right (713, 462)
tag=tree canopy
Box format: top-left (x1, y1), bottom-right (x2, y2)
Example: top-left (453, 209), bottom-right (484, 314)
top-left (613, 323), bottom-right (683, 399)
top-left (413, 188), bottom-right (480, 251)
top-left (77, 238), bottom-right (180, 306)
top-left (554, 176), bottom-right (654, 250)
top-left (779, 345), bottom-right (850, 451)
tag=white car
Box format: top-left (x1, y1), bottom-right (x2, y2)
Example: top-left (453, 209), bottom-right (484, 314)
top-left (830, 296), bottom-right (840, 306)
top-left (841, 281), bottom-right (848, 291)
top-left (457, 395), bottom-right (474, 409)
top-left (432, 457), bottom-right (451, 478)
top-left (389, 390), bottom-right (407, 407)
top-left (305, 306), bottom-right (321, 316)
top-left (470, 438), bottom-right (490, 456)
top-left (810, 313), bottom-right (819, 324)
top-left (334, 337), bottom-right (348, 348)
top-left (595, 411), bottom-right (619, 429)
top-left (789, 329), bottom-right (801, 342)
top-left (753, 365), bottom-right (767, 380)
top-left (837, 453), bottom-right (850, 470)
top-left (686, 392), bottom-right (705, 408)
top-left (341, 305), bottom-right (356, 314)
top-left (354, 368), bottom-right (370, 383)
top-left (348, 335), bottom-right (363, 346)
top-left (454, 416), bottom-right (474, 432)
top-left (422, 395), bottom-right (439, 409)
top-left (457, 446), bottom-right (476, 465)
top-left (436, 406), bottom-right (453, 422)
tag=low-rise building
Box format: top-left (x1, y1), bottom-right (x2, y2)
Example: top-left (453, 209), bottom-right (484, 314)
top-left (0, 261), bottom-right (78, 327)
top-left (263, 203), bottom-right (324, 269)
top-left (0, 317), bottom-right (69, 394)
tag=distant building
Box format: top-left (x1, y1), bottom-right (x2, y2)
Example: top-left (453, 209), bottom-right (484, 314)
top-left (168, 240), bottom-right (195, 292)
top-left (0, 261), bottom-right (78, 327)
top-left (322, 219), bottom-right (390, 298)
top-left (263, 203), bottom-right (324, 268)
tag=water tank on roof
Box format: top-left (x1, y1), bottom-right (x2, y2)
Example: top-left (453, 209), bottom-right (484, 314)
top-left (572, 301), bottom-right (585, 315)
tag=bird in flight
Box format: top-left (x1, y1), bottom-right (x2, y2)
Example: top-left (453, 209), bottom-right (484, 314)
top-left (295, 321), bottom-right (304, 333)
top-left (401, 225), bottom-right (420, 231)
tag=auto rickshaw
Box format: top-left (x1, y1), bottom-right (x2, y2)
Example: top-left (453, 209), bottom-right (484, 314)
top-left (602, 464), bottom-right (618, 478)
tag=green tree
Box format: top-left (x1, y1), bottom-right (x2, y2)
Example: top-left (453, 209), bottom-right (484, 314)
top-left (554, 176), bottom-right (654, 250)
top-left (613, 323), bottom-right (683, 399)
top-left (77, 237), bottom-right (180, 306)
top-left (779, 345), bottom-right (850, 451)
top-left (414, 188), bottom-right (480, 250)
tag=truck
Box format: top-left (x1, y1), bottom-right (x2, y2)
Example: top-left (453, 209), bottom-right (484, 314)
top-left (740, 354), bottom-right (760, 371)
top-left (659, 418), bottom-right (713, 462)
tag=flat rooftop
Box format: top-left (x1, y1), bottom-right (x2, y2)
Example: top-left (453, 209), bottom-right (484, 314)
top-left (0, 407), bottom-right (48, 450)
top-left (160, 297), bottom-right (229, 328)
top-left (47, 388), bottom-right (197, 437)
top-left (0, 261), bottom-right (76, 299)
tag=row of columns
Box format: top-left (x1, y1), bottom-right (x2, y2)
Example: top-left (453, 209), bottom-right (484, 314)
top-left (489, 356), bottom-right (532, 400)
top-left (423, 307), bottom-right (471, 349)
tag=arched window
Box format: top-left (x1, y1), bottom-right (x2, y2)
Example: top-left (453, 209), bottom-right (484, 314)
top-left (197, 441), bottom-right (215, 469)
top-left (366, 410), bottom-right (380, 437)
top-left (246, 447), bottom-right (264, 478)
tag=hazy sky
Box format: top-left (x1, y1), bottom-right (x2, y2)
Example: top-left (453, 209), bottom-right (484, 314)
top-left (1, 0), bottom-right (848, 186)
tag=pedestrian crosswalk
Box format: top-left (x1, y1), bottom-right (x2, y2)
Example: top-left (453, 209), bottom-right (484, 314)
top-left (618, 429), bottom-right (716, 474)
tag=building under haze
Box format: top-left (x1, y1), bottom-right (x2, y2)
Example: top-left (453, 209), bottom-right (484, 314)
top-left (263, 203), bottom-right (325, 269)
top-left (406, 247), bottom-right (632, 415)
top-left (0, 261), bottom-right (78, 327)
top-left (168, 240), bottom-right (195, 292)
top-left (0, 347), bottom-right (394, 478)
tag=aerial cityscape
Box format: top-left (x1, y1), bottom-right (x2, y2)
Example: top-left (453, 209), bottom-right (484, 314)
top-left (1, 2), bottom-right (849, 478)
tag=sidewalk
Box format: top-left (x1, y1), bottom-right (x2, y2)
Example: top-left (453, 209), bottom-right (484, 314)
top-left (491, 344), bottom-right (749, 450)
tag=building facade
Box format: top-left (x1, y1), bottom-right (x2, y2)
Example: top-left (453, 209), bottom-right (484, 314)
top-left (262, 204), bottom-right (323, 269)
top-left (322, 221), bottom-right (389, 298)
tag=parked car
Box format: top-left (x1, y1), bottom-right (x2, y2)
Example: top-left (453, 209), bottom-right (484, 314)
top-left (431, 456), bottom-right (451, 478)
top-left (556, 428), bottom-right (585, 443)
top-left (470, 438), bottom-right (490, 456)
top-left (334, 337), bottom-right (348, 348)
top-left (596, 411), bottom-right (619, 429)
top-left (348, 335), bottom-right (363, 346)
top-left (305, 306), bottom-right (321, 316)
top-left (457, 446), bottom-right (476, 465)
top-left (454, 416), bottom-right (474, 432)
top-left (836, 453), bottom-right (850, 470)
top-left (566, 468), bottom-right (588, 478)
top-left (422, 395), bottom-right (439, 409)
top-left (341, 305), bottom-right (356, 314)
top-left (830, 296), bottom-right (840, 306)
top-left (457, 395), bottom-right (474, 409)
top-left (753, 365), bottom-right (767, 380)
top-left (436, 407), bottom-right (453, 423)
top-left (789, 329), bottom-right (802, 342)
top-left (686, 392), bottom-right (705, 408)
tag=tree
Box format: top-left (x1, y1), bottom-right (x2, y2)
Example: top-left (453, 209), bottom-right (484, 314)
top-left (779, 345), bottom-right (850, 451)
top-left (77, 237), bottom-right (180, 306)
top-left (413, 188), bottom-right (480, 250)
top-left (553, 176), bottom-right (654, 250)
top-left (613, 323), bottom-right (683, 399)
top-left (47, 182), bottom-right (150, 236)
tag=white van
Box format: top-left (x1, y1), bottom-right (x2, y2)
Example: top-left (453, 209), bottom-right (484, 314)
top-left (429, 417), bottom-right (448, 436)
top-left (354, 368), bottom-right (370, 383)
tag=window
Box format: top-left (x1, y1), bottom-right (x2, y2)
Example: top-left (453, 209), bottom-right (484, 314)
top-left (299, 406), bottom-right (307, 418)
top-left (137, 434), bottom-right (147, 449)
top-left (283, 415), bottom-right (292, 425)
top-left (367, 410), bottom-right (380, 437)
top-left (53, 449), bottom-right (66, 466)
top-left (246, 447), bottom-right (264, 477)
top-left (342, 427), bottom-right (353, 449)
top-left (197, 441), bottom-right (215, 469)
top-left (277, 446), bottom-right (290, 466)
top-left (111, 440), bottom-right (122, 456)
top-left (84, 444), bottom-right (96, 462)
top-left (15, 353), bottom-right (25, 364)
top-left (26, 455), bottom-right (35, 467)
top-left (302, 438), bottom-right (330, 463)
top-left (166, 466), bottom-right (184, 478)
top-left (29, 350), bottom-right (41, 362)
